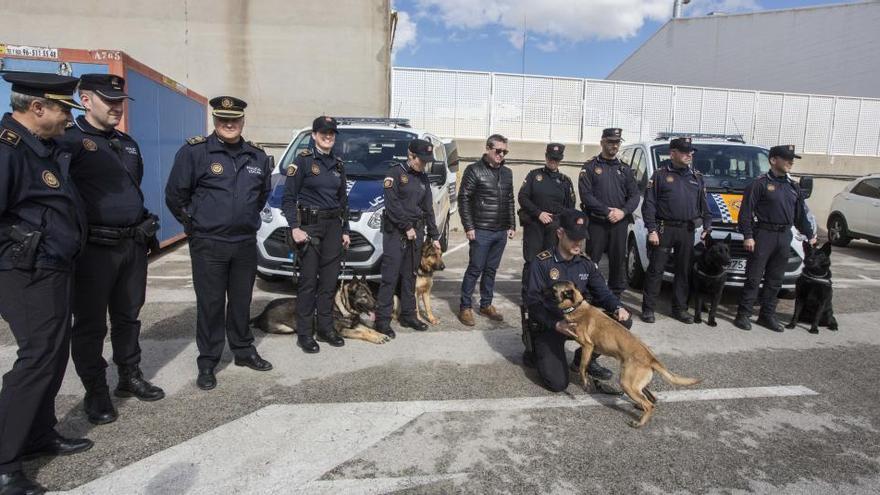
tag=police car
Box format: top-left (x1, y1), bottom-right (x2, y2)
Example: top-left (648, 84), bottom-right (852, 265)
top-left (622, 132), bottom-right (817, 292)
top-left (256, 118), bottom-right (458, 281)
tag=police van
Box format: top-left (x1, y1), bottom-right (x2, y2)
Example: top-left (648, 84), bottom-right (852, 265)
top-left (256, 118), bottom-right (458, 281)
top-left (622, 133), bottom-right (816, 292)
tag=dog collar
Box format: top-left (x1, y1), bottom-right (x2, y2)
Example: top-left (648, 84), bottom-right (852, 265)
top-left (693, 262), bottom-right (727, 280)
top-left (561, 300), bottom-right (584, 314)
top-left (801, 272), bottom-right (832, 286)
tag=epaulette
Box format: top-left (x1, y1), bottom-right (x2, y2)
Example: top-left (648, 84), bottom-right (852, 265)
top-left (64, 121), bottom-right (75, 129)
top-left (248, 140), bottom-right (264, 151)
top-left (298, 149), bottom-right (313, 157)
top-left (536, 250), bottom-right (551, 261)
top-left (186, 135), bottom-right (206, 145)
top-left (0, 129), bottom-right (21, 148)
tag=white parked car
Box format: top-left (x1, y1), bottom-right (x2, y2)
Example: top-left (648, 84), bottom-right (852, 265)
top-left (827, 173), bottom-right (880, 247)
top-left (256, 118), bottom-right (458, 282)
top-left (622, 133), bottom-right (816, 292)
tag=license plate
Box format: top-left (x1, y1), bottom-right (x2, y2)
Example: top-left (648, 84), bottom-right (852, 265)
top-left (727, 259), bottom-right (747, 272)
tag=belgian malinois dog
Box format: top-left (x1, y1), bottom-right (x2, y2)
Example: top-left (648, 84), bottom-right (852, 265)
top-left (551, 281), bottom-right (701, 428)
top-left (251, 276), bottom-right (391, 344)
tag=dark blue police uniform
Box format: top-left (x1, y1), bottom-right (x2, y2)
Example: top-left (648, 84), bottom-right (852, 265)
top-left (281, 116), bottom-right (350, 353)
top-left (579, 128), bottom-right (639, 296)
top-left (59, 74), bottom-right (164, 419)
top-left (0, 73), bottom-right (92, 483)
top-left (735, 145), bottom-right (813, 331)
top-left (375, 140), bottom-right (440, 335)
top-left (641, 138), bottom-right (712, 322)
top-left (166, 101), bottom-right (272, 376)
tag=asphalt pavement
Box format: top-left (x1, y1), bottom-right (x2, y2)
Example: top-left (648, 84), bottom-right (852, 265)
top-left (2, 232), bottom-right (880, 494)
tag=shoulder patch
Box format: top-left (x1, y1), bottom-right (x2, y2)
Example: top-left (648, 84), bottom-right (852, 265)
top-left (248, 140), bottom-right (264, 151)
top-left (0, 129), bottom-right (21, 147)
top-left (286, 164), bottom-right (298, 177)
top-left (298, 149), bottom-right (313, 157)
top-left (383, 177), bottom-right (394, 189)
top-left (65, 121), bottom-right (75, 129)
top-left (186, 135), bottom-right (206, 145)
top-left (536, 250), bottom-right (551, 261)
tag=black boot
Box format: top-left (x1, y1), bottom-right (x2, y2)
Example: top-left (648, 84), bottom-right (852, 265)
top-left (670, 310), bottom-right (694, 324)
top-left (316, 329), bottom-right (345, 347)
top-left (115, 366), bottom-right (165, 401)
top-left (399, 316), bottom-right (428, 331)
top-left (641, 308), bottom-right (655, 323)
top-left (374, 320), bottom-right (396, 339)
top-left (756, 313), bottom-right (784, 332)
top-left (0, 471), bottom-right (46, 495)
top-left (733, 313), bottom-right (752, 331)
top-left (297, 334), bottom-right (320, 353)
top-left (84, 388), bottom-right (118, 425)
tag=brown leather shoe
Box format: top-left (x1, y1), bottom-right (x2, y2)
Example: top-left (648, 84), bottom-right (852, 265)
top-left (458, 307), bottom-right (475, 326)
top-left (479, 305), bottom-right (504, 322)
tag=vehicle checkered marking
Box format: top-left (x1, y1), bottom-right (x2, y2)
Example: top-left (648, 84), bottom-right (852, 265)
top-left (710, 193), bottom-right (743, 223)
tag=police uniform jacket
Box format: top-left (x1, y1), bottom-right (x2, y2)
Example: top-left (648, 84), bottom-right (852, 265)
top-left (578, 155), bottom-right (639, 218)
top-left (525, 248), bottom-right (621, 330)
top-left (518, 166), bottom-right (575, 219)
top-left (383, 162), bottom-right (440, 240)
top-left (642, 160), bottom-right (712, 233)
top-left (0, 113), bottom-right (87, 270)
top-left (739, 171), bottom-right (813, 239)
top-left (280, 147), bottom-right (350, 233)
top-left (58, 115), bottom-right (146, 227)
top-left (165, 132), bottom-right (272, 242)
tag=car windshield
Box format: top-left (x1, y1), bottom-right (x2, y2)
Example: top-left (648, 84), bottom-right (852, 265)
top-left (651, 144), bottom-right (770, 191)
top-left (278, 128), bottom-right (419, 179)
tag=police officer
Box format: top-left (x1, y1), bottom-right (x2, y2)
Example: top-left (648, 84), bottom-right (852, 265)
top-left (281, 116), bottom-right (350, 354)
top-left (58, 74), bottom-right (164, 425)
top-left (641, 137), bottom-right (712, 324)
top-left (374, 139), bottom-right (441, 336)
top-left (166, 96), bottom-right (274, 391)
top-left (0, 72), bottom-right (93, 494)
top-left (734, 145), bottom-right (816, 332)
top-left (518, 143), bottom-right (575, 296)
top-left (579, 128), bottom-right (639, 297)
top-left (525, 209), bottom-right (632, 393)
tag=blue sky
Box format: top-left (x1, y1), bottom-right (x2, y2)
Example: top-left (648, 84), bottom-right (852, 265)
top-left (392, 0), bottom-right (857, 79)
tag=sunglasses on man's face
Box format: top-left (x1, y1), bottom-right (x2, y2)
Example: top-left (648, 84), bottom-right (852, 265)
top-left (490, 147), bottom-right (509, 156)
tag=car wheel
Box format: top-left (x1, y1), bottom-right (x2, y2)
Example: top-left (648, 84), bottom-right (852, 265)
top-left (827, 214), bottom-right (852, 247)
top-left (626, 236), bottom-right (645, 290)
top-left (439, 214), bottom-right (450, 252)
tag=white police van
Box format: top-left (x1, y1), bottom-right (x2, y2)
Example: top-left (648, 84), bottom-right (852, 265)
top-left (256, 118), bottom-right (458, 281)
top-left (622, 133), bottom-right (816, 293)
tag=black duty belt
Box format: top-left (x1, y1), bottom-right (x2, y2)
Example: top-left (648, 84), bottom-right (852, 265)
top-left (89, 224), bottom-right (136, 238)
top-left (658, 219), bottom-right (690, 229)
top-left (298, 207), bottom-right (342, 225)
top-left (755, 222), bottom-right (789, 232)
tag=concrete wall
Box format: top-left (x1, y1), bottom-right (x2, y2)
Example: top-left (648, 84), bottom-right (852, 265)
top-left (607, 2), bottom-right (880, 98)
top-left (0, 0), bottom-right (392, 145)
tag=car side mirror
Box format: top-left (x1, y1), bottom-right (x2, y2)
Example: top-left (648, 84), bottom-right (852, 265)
top-left (799, 175), bottom-right (813, 199)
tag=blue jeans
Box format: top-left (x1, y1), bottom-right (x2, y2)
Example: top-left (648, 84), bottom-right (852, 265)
top-left (460, 229), bottom-right (508, 309)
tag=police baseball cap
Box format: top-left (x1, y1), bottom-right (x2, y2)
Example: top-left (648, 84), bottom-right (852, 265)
top-left (769, 144), bottom-right (801, 160)
top-left (559, 209), bottom-right (589, 241)
top-left (546, 142), bottom-right (565, 160)
top-left (602, 128), bottom-right (623, 141)
top-left (408, 139), bottom-right (434, 162)
top-left (209, 96), bottom-right (247, 118)
top-left (2, 71), bottom-right (84, 110)
top-left (78, 73), bottom-right (132, 100)
top-left (312, 115), bottom-right (338, 133)
top-left (669, 137), bottom-right (697, 153)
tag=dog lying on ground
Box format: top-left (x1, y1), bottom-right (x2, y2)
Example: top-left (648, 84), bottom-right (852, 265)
top-left (691, 233), bottom-right (732, 327)
top-left (550, 281), bottom-right (701, 428)
top-left (250, 276), bottom-right (391, 344)
top-left (786, 241), bottom-right (837, 334)
top-left (393, 241), bottom-right (445, 325)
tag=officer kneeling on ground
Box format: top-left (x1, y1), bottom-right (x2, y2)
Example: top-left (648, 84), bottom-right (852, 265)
top-left (524, 209), bottom-right (632, 394)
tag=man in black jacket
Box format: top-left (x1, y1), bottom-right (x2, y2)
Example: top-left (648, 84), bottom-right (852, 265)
top-left (457, 134), bottom-right (516, 326)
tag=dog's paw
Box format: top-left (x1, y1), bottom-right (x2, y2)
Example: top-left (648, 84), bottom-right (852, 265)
top-left (707, 319), bottom-right (717, 327)
top-left (428, 316), bottom-right (440, 325)
top-left (628, 420), bottom-right (643, 429)
top-left (829, 323), bottom-right (839, 331)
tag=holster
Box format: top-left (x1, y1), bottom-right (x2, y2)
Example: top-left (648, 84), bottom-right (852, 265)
top-left (134, 214), bottom-right (161, 250)
top-left (520, 308), bottom-right (534, 354)
top-left (8, 224), bottom-right (42, 270)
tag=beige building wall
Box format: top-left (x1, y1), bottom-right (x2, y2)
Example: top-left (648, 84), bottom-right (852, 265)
top-left (0, 0), bottom-right (392, 146)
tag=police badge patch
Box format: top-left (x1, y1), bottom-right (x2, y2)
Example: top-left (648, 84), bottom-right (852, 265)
top-left (383, 177), bottom-right (394, 188)
top-left (767, 183), bottom-right (776, 192)
top-left (82, 138), bottom-right (98, 152)
top-left (42, 170), bottom-right (60, 188)
top-left (536, 174), bottom-right (543, 182)
top-left (286, 164), bottom-right (298, 177)
top-left (400, 174), bottom-right (409, 185)
top-left (595, 167), bottom-right (603, 175)
top-left (221, 97), bottom-right (233, 108)
top-left (210, 163), bottom-right (224, 175)
top-left (666, 175), bottom-right (675, 183)
top-left (311, 163), bottom-right (321, 175)
top-left (549, 268), bottom-right (560, 280)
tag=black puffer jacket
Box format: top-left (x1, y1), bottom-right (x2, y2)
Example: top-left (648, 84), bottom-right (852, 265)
top-left (458, 156), bottom-right (515, 232)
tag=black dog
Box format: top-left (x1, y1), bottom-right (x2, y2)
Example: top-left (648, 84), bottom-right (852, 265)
top-left (787, 241), bottom-right (837, 334)
top-left (691, 233), bottom-right (732, 327)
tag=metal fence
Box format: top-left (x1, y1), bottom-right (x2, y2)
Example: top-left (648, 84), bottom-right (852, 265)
top-left (391, 67), bottom-right (880, 157)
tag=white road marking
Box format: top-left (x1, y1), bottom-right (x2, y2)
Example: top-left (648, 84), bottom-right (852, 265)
top-left (444, 240), bottom-right (470, 255)
top-left (57, 386), bottom-right (816, 495)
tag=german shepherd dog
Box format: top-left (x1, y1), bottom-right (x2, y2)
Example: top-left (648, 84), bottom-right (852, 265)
top-left (250, 276), bottom-right (391, 344)
top-left (550, 281), bottom-right (701, 428)
top-left (691, 233), bottom-right (732, 327)
top-left (787, 241), bottom-right (837, 334)
top-left (393, 241), bottom-right (446, 325)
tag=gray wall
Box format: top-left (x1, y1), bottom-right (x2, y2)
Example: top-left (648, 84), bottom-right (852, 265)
top-left (0, 0), bottom-right (392, 145)
top-left (608, 2), bottom-right (880, 98)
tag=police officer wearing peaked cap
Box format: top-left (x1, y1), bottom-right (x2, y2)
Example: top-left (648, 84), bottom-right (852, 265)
top-left (281, 116), bottom-right (351, 353)
top-left (166, 95), bottom-right (274, 391)
top-left (374, 139), bottom-right (442, 337)
top-left (58, 73), bottom-right (165, 426)
top-left (0, 72), bottom-right (93, 495)
top-left (733, 145), bottom-right (816, 332)
top-left (579, 128), bottom-right (639, 297)
top-left (525, 209), bottom-right (632, 394)
top-left (640, 137), bottom-right (712, 324)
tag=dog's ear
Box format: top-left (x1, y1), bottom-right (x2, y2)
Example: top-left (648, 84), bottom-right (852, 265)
top-left (704, 234), bottom-right (713, 248)
top-left (724, 232), bottom-right (732, 243)
top-left (820, 241), bottom-right (832, 256)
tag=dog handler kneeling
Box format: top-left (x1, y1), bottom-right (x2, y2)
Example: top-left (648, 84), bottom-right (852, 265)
top-left (524, 209), bottom-right (632, 393)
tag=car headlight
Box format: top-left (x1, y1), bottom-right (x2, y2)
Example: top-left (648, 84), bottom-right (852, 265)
top-left (260, 206), bottom-right (273, 223)
top-left (367, 208), bottom-right (384, 229)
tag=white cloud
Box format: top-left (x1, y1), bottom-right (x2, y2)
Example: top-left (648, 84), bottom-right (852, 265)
top-left (685, 0), bottom-right (761, 17)
top-left (393, 10), bottom-right (418, 60)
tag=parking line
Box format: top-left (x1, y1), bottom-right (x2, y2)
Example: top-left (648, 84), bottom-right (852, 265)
top-left (444, 240), bottom-right (470, 255)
